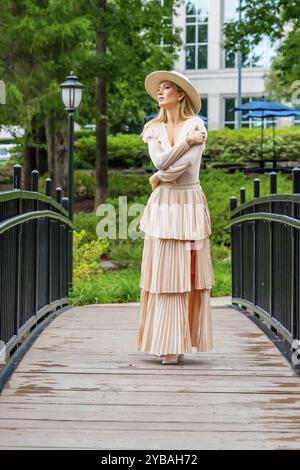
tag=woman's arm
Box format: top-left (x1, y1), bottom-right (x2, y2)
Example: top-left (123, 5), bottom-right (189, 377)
top-left (155, 141), bottom-right (204, 183)
top-left (145, 136), bottom-right (192, 170)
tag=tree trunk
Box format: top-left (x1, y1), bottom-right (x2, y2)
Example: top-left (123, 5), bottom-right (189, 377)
top-left (23, 116), bottom-right (48, 190)
top-left (35, 124), bottom-right (48, 176)
top-left (94, 0), bottom-right (108, 210)
top-left (23, 134), bottom-right (36, 190)
top-left (45, 114), bottom-right (55, 191)
top-left (45, 113), bottom-right (68, 197)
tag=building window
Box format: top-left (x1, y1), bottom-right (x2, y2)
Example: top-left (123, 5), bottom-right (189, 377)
top-left (294, 104), bottom-right (300, 126)
top-left (160, 0), bottom-right (174, 48)
top-left (200, 96), bottom-right (208, 119)
top-left (224, 96), bottom-right (277, 128)
top-left (224, 98), bottom-right (236, 128)
top-left (185, 0), bottom-right (208, 70)
top-left (223, 0), bottom-right (278, 69)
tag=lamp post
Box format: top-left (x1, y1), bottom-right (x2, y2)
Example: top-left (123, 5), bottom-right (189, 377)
top-left (60, 71), bottom-right (84, 287)
top-left (237, 0), bottom-right (242, 129)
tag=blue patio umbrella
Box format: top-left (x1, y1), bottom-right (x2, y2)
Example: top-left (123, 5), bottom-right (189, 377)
top-left (242, 109), bottom-right (300, 166)
top-left (230, 99), bottom-right (299, 167)
top-left (232, 99), bottom-right (293, 112)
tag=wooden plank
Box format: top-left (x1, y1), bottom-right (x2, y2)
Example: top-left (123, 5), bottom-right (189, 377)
top-left (0, 428), bottom-right (300, 450)
top-left (0, 303), bottom-right (300, 449)
top-left (1, 392), bottom-right (300, 407)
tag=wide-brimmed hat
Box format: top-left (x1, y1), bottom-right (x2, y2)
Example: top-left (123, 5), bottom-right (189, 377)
top-left (144, 70), bottom-right (201, 114)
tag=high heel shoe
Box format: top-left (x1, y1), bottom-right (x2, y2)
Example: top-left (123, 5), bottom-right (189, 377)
top-left (162, 354), bottom-right (179, 365)
top-left (178, 354), bottom-right (184, 362)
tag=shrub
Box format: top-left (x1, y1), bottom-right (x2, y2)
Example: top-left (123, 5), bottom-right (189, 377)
top-left (73, 229), bottom-right (109, 281)
top-left (205, 126), bottom-right (300, 162)
top-left (74, 125), bottom-right (300, 170)
top-left (74, 133), bottom-right (148, 169)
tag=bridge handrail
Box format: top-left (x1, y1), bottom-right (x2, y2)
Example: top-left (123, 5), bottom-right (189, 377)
top-left (0, 190), bottom-right (69, 218)
top-left (0, 210), bottom-right (75, 233)
top-left (229, 166), bottom-right (300, 350)
top-left (0, 164), bottom-right (72, 372)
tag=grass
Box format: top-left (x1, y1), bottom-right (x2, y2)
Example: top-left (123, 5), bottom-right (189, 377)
top-left (69, 246), bottom-right (231, 306)
top-left (69, 262), bottom-right (231, 306)
top-left (69, 267), bottom-right (141, 305)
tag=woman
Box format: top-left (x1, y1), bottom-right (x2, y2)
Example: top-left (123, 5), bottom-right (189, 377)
top-left (137, 70), bottom-right (215, 365)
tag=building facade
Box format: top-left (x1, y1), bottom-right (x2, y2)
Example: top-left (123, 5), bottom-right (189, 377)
top-left (170, 0), bottom-right (289, 130)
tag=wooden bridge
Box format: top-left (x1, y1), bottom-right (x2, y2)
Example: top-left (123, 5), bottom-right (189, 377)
top-left (1, 165), bottom-right (300, 449)
top-left (0, 299), bottom-right (300, 450)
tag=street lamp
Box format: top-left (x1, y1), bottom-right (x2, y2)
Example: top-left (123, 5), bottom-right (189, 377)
top-left (60, 71), bottom-right (84, 289)
top-left (60, 71), bottom-right (84, 221)
top-left (237, 0), bottom-right (242, 129)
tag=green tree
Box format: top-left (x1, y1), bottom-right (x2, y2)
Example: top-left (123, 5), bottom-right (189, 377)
top-left (0, 0), bottom-right (183, 207)
top-left (0, 0), bottom-right (93, 192)
top-left (86, 0), bottom-right (183, 207)
top-left (223, 0), bottom-right (300, 102)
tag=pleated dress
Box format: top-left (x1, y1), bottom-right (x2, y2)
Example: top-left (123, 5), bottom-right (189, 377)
top-left (137, 115), bottom-right (215, 355)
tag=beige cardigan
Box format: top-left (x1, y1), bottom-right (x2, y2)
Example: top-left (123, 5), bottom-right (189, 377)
top-left (140, 116), bottom-right (207, 185)
top-left (139, 116), bottom-right (211, 241)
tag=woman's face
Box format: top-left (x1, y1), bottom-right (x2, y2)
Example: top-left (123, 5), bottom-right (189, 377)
top-left (157, 81), bottom-right (184, 110)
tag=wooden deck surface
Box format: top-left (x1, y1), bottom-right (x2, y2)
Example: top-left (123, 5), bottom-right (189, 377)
top-left (0, 299), bottom-right (300, 450)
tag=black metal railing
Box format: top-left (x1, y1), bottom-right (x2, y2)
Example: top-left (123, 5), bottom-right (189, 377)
top-left (226, 167), bottom-right (300, 346)
top-left (0, 164), bottom-right (74, 363)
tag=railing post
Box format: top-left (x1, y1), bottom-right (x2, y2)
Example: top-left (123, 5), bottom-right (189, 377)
top-left (13, 164), bottom-right (22, 343)
top-left (56, 187), bottom-right (62, 205)
top-left (253, 178), bottom-right (260, 309)
top-left (54, 188), bottom-right (62, 305)
top-left (31, 170), bottom-right (39, 192)
top-left (13, 164), bottom-right (22, 190)
top-left (45, 178), bottom-right (52, 198)
top-left (240, 187), bottom-right (245, 204)
top-left (62, 197), bottom-right (70, 297)
top-left (253, 178), bottom-right (260, 198)
top-left (45, 178), bottom-right (52, 308)
top-left (269, 172), bottom-right (277, 319)
top-left (230, 196), bottom-right (237, 300)
top-left (270, 171), bottom-right (277, 195)
top-left (292, 167), bottom-right (300, 340)
top-left (31, 170), bottom-right (39, 320)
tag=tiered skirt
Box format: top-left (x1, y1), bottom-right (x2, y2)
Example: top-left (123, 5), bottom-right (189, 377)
top-left (137, 181), bottom-right (215, 355)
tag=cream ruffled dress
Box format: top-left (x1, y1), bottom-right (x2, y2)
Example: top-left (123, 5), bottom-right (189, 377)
top-left (137, 115), bottom-right (215, 355)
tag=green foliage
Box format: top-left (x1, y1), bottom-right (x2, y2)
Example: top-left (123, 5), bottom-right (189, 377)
top-left (69, 267), bottom-right (141, 305)
top-left (201, 167), bottom-right (292, 247)
top-left (69, 256), bottom-right (231, 305)
top-left (223, 1), bottom-right (300, 101)
top-left (73, 126), bottom-right (300, 171)
top-left (107, 171), bottom-right (150, 199)
top-left (70, 168), bottom-right (294, 303)
top-left (74, 133), bottom-right (149, 169)
top-left (74, 170), bottom-right (96, 198)
top-left (73, 212), bottom-right (99, 242)
top-left (73, 229), bottom-right (109, 281)
top-left (108, 133), bottom-right (148, 168)
top-left (205, 126), bottom-right (300, 161)
top-left (74, 136), bottom-right (96, 169)
top-left (74, 170), bottom-right (150, 206)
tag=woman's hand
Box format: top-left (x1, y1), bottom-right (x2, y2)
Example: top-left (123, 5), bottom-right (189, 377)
top-left (185, 126), bottom-right (207, 146)
top-left (149, 173), bottom-right (160, 191)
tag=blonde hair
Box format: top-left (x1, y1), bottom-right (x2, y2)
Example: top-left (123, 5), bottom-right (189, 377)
top-left (143, 82), bottom-right (199, 131)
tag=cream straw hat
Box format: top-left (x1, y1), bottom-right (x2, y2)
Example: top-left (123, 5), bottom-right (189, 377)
top-left (144, 70), bottom-right (201, 114)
